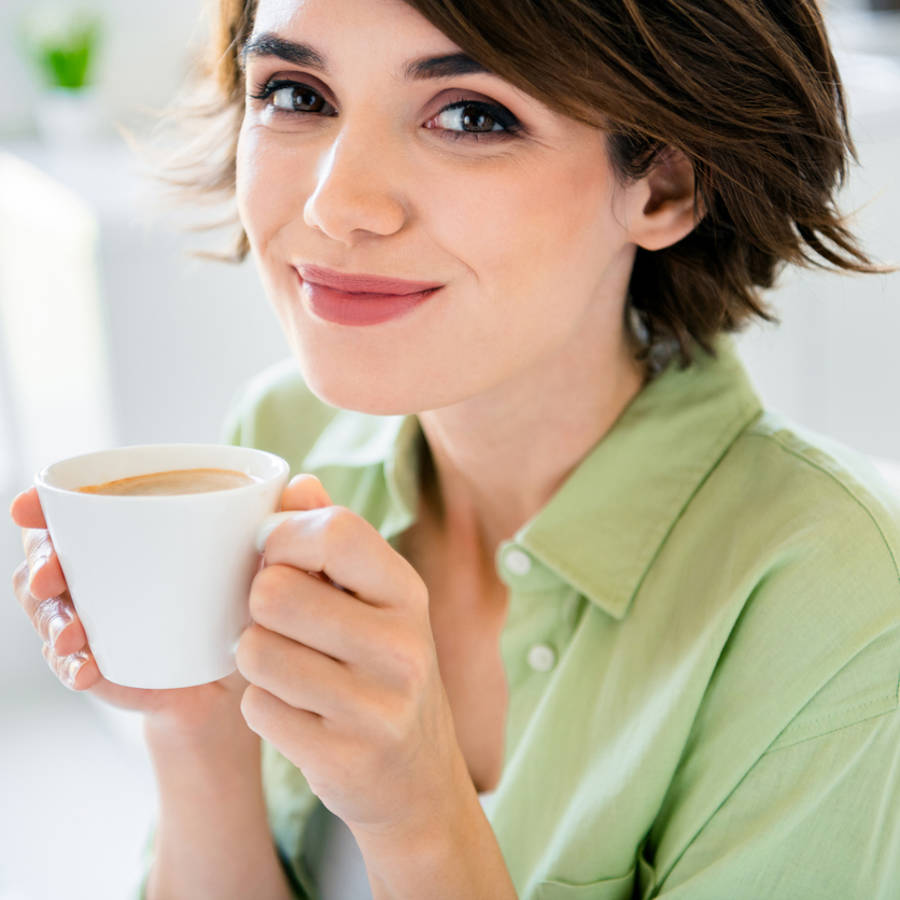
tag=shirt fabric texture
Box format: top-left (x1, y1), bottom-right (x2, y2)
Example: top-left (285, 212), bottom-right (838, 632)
top-left (139, 336), bottom-right (900, 899)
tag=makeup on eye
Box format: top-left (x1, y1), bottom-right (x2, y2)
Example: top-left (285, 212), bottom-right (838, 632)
top-left (246, 76), bottom-right (523, 141)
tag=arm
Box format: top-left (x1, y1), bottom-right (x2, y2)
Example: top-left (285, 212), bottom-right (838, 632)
top-left (143, 719), bottom-right (294, 900)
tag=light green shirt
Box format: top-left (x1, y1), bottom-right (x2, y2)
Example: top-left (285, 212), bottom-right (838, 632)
top-left (217, 336), bottom-right (900, 899)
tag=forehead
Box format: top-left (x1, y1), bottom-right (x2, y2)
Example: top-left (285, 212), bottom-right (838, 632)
top-left (251, 0), bottom-right (456, 53)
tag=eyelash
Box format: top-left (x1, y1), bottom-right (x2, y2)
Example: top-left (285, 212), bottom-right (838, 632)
top-left (247, 77), bottom-right (522, 143)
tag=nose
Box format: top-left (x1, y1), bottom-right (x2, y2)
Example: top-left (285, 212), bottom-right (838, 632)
top-left (303, 123), bottom-right (408, 244)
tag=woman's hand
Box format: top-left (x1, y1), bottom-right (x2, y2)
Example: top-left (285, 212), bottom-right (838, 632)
top-left (236, 474), bottom-right (469, 844)
top-left (9, 486), bottom-right (249, 743)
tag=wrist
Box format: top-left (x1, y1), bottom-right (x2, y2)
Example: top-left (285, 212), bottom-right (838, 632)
top-left (143, 710), bottom-right (260, 778)
top-left (351, 753), bottom-right (516, 900)
top-left (144, 715), bottom-right (266, 824)
top-left (143, 698), bottom-right (255, 758)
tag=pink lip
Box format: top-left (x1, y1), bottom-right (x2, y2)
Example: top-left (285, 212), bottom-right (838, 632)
top-left (297, 264), bottom-right (444, 296)
top-left (295, 269), bottom-right (441, 326)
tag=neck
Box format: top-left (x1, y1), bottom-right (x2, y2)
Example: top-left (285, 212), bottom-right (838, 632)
top-left (415, 311), bottom-right (646, 565)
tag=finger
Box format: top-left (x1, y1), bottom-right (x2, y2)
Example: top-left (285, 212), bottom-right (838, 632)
top-left (9, 487), bottom-right (47, 529)
top-left (236, 624), bottom-right (371, 721)
top-left (280, 473), bottom-right (333, 511)
top-left (43, 591), bottom-right (88, 656)
top-left (240, 682), bottom-right (330, 766)
top-left (21, 529), bottom-right (67, 601)
top-left (12, 563), bottom-right (88, 655)
top-left (249, 563), bottom-right (385, 662)
top-left (263, 506), bottom-right (425, 610)
top-left (41, 643), bottom-right (101, 691)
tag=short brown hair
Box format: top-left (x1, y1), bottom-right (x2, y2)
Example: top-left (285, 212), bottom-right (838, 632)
top-left (146, 0), bottom-right (891, 371)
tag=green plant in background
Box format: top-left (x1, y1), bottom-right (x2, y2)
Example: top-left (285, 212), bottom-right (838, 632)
top-left (20, 6), bottom-right (103, 91)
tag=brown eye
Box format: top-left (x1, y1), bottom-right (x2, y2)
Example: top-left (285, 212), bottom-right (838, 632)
top-left (426, 99), bottom-right (521, 142)
top-left (271, 85), bottom-right (327, 113)
top-left (248, 79), bottom-right (336, 118)
top-left (458, 104), bottom-right (499, 133)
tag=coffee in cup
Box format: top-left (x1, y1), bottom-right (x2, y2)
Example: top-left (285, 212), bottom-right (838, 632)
top-left (78, 467), bottom-right (257, 496)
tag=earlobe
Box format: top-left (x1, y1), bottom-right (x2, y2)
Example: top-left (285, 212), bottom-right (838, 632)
top-left (632, 147), bottom-right (704, 251)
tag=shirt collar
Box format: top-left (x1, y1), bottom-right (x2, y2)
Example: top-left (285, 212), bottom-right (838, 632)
top-left (516, 336), bottom-right (762, 618)
top-left (301, 336), bottom-right (762, 619)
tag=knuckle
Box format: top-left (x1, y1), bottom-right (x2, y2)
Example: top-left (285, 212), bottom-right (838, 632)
top-left (34, 596), bottom-right (63, 641)
top-left (239, 685), bottom-right (255, 723)
top-left (363, 690), bottom-right (404, 743)
top-left (240, 683), bottom-right (268, 730)
top-left (60, 650), bottom-right (91, 690)
top-left (43, 644), bottom-right (63, 681)
top-left (322, 506), bottom-right (355, 544)
top-left (22, 528), bottom-right (51, 560)
top-left (249, 565), bottom-right (289, 622)
top-left (389, 641), bottom-right (426, 689)
top-left (235, 624), bottom-right (266, 676)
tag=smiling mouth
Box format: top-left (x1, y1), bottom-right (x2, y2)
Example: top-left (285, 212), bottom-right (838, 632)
top-left (296, 264), bottom-right (444, 296)
top-left (296, 270), bottom-right (443, 326)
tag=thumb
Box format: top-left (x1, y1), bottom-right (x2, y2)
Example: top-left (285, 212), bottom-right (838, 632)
top-left (279, 473), bottom-right (333, 511)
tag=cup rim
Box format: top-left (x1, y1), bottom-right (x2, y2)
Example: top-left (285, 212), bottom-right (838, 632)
top-left (35, 443), bottom-right (290, 500)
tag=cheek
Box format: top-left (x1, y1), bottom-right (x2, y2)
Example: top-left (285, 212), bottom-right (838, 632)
top-left (236, 126), bottom-right (301, 252)
top-left (424, 153), bottom-right (619, 308)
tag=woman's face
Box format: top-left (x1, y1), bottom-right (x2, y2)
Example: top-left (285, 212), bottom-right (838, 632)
top-left (236, 0), bottom-right (640, 414)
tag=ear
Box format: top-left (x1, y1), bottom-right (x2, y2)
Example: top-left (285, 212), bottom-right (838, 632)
top-left (619, 147), bottom-right (704, 252)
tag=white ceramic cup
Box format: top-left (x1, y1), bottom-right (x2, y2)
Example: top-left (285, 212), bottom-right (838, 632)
top-left (35, 443), bottom-right (295, 689)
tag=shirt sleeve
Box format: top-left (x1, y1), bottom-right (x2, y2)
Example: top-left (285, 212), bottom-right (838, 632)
top-left (640, 704), bottom-right (900, 899)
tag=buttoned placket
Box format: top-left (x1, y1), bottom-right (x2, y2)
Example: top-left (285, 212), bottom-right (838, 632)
top-left (495, 540), bottom-right (587, 781)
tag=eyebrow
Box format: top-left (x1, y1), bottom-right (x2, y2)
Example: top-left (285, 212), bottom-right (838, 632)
top-left (239, 33), bottom-right (492, 81)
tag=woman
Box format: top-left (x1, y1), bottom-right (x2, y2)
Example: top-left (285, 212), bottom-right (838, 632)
top-left (10, 0), bottom-right (900, 897)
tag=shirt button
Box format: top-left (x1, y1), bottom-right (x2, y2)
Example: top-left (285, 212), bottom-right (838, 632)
top-left (504, 547), bottom-right (532, 576)
top-left (527, 643), bottom-right (556, 673)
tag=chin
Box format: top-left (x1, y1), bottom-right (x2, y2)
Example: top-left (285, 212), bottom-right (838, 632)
top-left (288, 328), bottom-right (484, 416)
top-left (298, 364), bottom-right (425, 416)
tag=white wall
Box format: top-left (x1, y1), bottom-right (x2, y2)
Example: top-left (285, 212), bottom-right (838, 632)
top-left (735, 49), bottom-right (900, 461)
top-left (0, 0), bottom-right (209, 139)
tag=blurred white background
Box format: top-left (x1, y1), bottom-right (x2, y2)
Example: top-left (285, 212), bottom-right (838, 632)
top-left (0, 0), bottom-right (898, 898)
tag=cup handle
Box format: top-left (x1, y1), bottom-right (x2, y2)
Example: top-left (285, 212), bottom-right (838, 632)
top-left (256, 510), bottom-right (299, 553)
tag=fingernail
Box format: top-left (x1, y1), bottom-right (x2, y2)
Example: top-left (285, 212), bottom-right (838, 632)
top-left (61, 651), bottom-right (90, 690)
top-left (47, 611), bottom-right (73, 650)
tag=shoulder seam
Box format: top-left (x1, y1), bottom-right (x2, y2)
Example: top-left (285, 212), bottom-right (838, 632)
top-left (765, 693), bottom-right (899, 753)
top-left (743, 430), bottom-right (900, 582)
